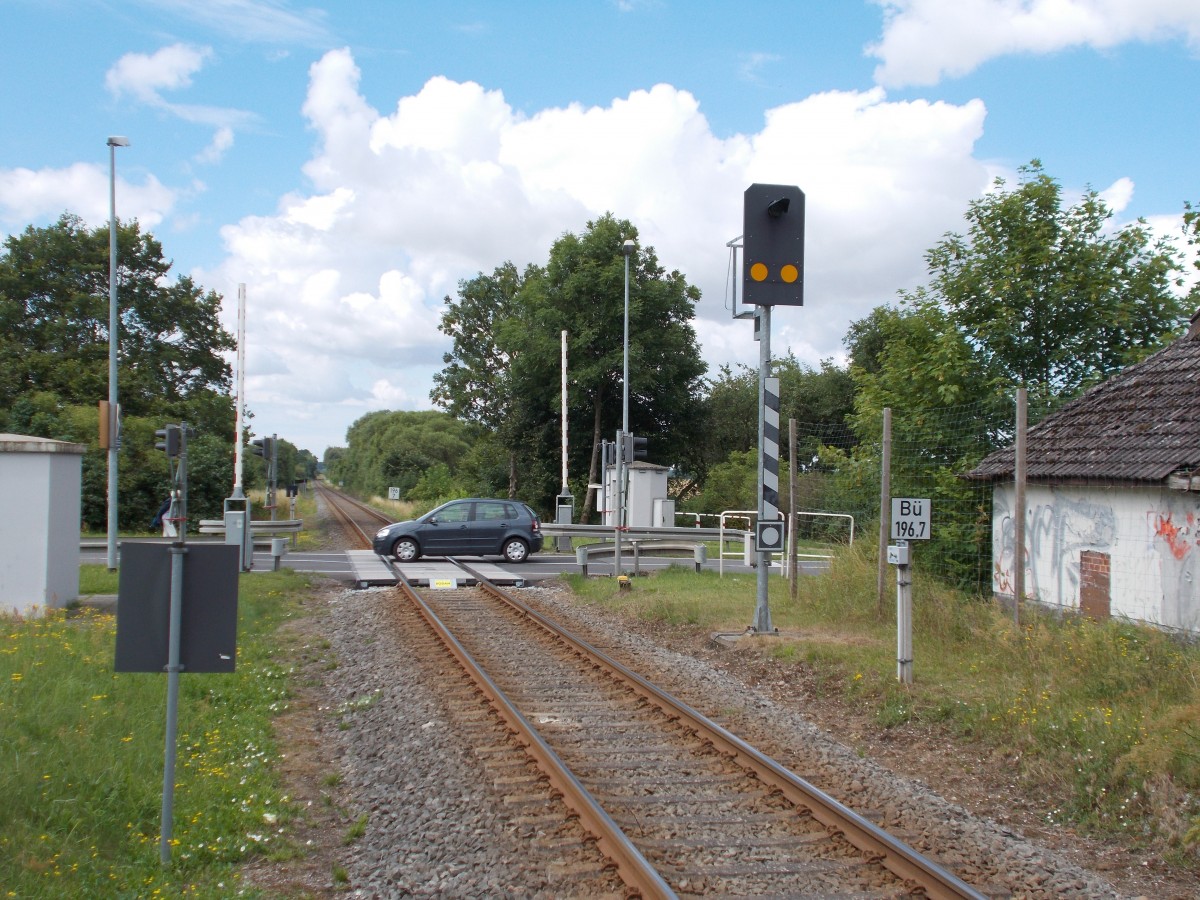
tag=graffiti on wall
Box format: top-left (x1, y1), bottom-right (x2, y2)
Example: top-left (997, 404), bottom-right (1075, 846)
top-left (994, 487), bottom-right (1200, 633)
top-left (1150, 510), bottom-right (1198, 630)
top-left (994, 487), bottom-right (1116, 605)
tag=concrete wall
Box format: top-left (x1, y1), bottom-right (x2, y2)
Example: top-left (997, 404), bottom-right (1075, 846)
top-left (0, 435), bottom-right (86, 615)
top-left (992, 482), bottom-right (1200, 634)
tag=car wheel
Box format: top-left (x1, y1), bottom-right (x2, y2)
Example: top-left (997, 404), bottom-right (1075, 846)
top-left (502, 537), bottom-right (529, 563)
top-left (392, 537), bottom-right (420, 562)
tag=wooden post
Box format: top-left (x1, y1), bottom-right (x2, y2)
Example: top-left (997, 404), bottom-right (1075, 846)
top-left (789, 418), bottom-right (798, 601)
top-left (1013, 389), bottom-right (1027, 628)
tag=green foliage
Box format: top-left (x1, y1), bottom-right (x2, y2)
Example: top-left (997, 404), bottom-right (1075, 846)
top-left (683, 449), bottom-right (757, 515)
top-left (906, 160), bottom-right (1187, 404)
top-left (836, 161), bottom-right (1189, 589)
top-left (328, 409), bottom-right (476, 500)
top-left (407, 461), bottom-right (467, 505)
top-left (0, 570), bottom-right (313, 896)
top-left (432, 213), bottom-right (707, 517)
top-left (0, 214), bottom-right (237, 530)
top-left (685, 356), bottom-right (855, 509)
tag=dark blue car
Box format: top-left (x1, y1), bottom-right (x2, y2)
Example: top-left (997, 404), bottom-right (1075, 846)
top-left (372, 498), bottom-right (543, 563)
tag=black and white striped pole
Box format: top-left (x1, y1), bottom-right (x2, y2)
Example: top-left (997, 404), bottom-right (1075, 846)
top-left (754, 375), bottom-right (785, 632)
top-left (743, 183), bottom-right (804, 633)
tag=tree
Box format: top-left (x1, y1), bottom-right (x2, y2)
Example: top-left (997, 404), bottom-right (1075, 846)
top-left (0, 214), bottom-right (237, 529)
top-left (431, 262), bottom-right (536, 495)
top-left (0, 214), bottom-right (234, 417)
top-left (840, 162), bottom-right (1190, 590)
top-left (332, 410), bottom-right (476, 500)
top-left (433, 214), bottom-right (707, 518)
top-left (689, 357), bottom-right (856, 508)
top-left (912, 161), bottom-right (1187, 406)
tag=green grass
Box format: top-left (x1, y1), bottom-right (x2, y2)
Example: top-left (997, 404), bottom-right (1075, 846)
top-left (78, 565), bottom-right (119, 596)
top-left (0, 569), bottom-right (316, 898)
top-left (568, 545), bottom-right (1200, 852)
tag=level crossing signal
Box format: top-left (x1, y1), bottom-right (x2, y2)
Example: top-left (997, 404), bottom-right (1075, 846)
top-left (742, 183), bottom-right (805, 307)
top-left (154, 424), bottom-right (181, 457)
top-left (620, 433), bottom-right (648, 464)
top-left (251, 437), bottom-right (274, 459)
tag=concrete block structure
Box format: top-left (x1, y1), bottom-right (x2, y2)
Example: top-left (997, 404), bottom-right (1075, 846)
top-left (0, 434), bottom-right (87, 616)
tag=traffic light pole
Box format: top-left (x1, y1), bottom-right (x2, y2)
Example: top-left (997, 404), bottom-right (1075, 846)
top-left (741, 182), bottom-right (804, 634)
top-left (156, 422), bottom-right (189, 866)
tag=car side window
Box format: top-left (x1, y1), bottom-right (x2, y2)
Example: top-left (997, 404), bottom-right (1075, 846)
top-left (477, 502), bottom-right (508, 522)
top-left (436, 503), bottom-right (471, 523)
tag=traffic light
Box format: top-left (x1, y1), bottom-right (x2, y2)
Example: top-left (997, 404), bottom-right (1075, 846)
top-left (155, 424), bottom-right (181, 457)
top-left (620, 433), bottom-right (649, 464)
top-left (742, 183), bottom-right (805, 307)
top-left (251, 437), bottom-right (273, 459)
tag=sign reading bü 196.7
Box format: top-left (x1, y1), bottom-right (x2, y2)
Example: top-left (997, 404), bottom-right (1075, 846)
top-left (890, 498), bottom-right (931, 541)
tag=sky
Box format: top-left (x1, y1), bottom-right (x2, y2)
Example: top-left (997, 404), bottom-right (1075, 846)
top-left (3, 0), bottom-right (1198, 457)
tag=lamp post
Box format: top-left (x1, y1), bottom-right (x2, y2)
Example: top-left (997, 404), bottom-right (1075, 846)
top-left (106, 135), bottom-right (129, 571)
top-left (614, 239), bottom-right (635, 577)
top-left (621, 239), bottom-right (634, 437)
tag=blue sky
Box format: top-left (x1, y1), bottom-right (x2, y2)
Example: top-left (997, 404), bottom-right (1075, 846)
top-left (3, 1), bottom-right (1198, 455)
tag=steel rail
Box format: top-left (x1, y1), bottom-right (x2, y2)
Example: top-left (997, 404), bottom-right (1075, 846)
top-left (455, 559), bottom-right (987, 900)
top-left (314, 482), bottom-right (381, 548)
top-left (315, 482), bottom-right (393, 527)
top-left (392, 567), bottom-right (677, 900)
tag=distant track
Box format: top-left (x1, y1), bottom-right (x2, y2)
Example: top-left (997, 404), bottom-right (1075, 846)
top-left (314, 481), bottom-right (392, 549)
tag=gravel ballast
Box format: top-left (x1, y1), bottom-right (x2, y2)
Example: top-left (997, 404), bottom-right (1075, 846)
top-left (294, 579), bottom-right (1152, 899)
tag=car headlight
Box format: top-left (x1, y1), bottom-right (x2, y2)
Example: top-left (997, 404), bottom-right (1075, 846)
top-left (375, 527), bottom-right (391, 539)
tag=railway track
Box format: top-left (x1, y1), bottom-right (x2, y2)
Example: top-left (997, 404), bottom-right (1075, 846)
top-left (315, 480), bottom-right (392, 548)
top-left (395, 557), bottom-right (986, 898)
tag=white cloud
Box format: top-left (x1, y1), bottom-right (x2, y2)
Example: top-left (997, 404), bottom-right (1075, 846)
top-left (106, 44), bottom-right (258, 160)
top-left (206, 48), bottom-right (998, 452)
top-left (196, 125), bottom-right (236, 164)
top-left (1099, 176), bottom-right (1135, 214)
top-left (870, 0), bottom-right (1200, 87)
top-left (0, 163), bottom-right (174, 231)
top-left (106, 44), bottom-right (212, 102)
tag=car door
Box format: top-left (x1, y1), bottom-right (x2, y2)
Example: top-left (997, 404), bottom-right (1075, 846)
top-left (418, 500), bottom-right (473, 556)
top-left (471, 500), bottom-right (515, 556)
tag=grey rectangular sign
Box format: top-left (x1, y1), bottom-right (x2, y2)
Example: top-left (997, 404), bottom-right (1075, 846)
top-left (114, 542), bottom-right (240, 673)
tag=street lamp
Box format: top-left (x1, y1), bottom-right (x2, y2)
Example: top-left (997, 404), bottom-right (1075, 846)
top-left (106, 135), bottom-right (129, 570)
top-left (614, 239), bottom-right (635, 576)
top-left (621, 238), bottom-right (634, 436)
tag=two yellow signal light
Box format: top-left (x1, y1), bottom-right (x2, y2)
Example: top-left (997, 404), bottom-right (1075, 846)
top-left (748, 262), bottom-right (800, 284)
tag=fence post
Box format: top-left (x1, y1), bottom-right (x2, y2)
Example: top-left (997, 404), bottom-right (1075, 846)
top-left (789, 418), bottom-right (798, 600)
top-left (1014, 389), bottom-right (1027, 627)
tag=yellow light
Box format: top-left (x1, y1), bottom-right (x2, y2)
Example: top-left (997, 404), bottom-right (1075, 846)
top-left (749, 262), bottom-right (768, 282)
top-left (781, 264), bottom-right (799, 283)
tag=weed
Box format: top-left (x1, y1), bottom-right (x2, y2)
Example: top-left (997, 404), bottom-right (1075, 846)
top-left (343, 814), bottom-right (368, 845)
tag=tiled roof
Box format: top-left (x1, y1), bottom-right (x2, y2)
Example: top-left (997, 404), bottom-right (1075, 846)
top-left (967, 313), bottom-right (1200, 483)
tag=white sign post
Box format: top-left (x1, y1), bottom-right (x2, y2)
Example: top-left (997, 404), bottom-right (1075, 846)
top-left (889, 498), bottom-right (930, 684)
top-left (387, 486), bottom-right (400, 500)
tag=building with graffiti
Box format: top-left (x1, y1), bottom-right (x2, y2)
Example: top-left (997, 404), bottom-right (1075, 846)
top-left (967, 309), bottom-right (1200, 634)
